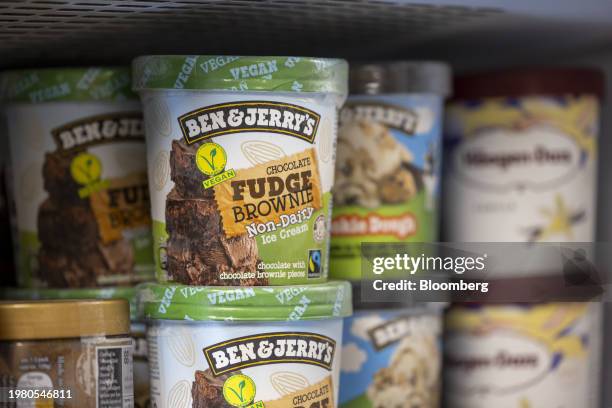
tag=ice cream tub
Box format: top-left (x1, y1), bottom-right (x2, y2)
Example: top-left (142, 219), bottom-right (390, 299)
top-left (133, 55), bottom-right (348, 286)
top-left (0, 299), bottom-right (134, 407)
top-left (0, 67), bottom-right (155, 288)
top-left (339, 300), bottom-right (443, 408)
top-left (1, 285), bottom-right (152, 408)
top-left (330, 62), bottom-right (451, 279)
top-left (445, 302), bottom-right (602, 408)
top-left (141, 280), bottom-right (352, 408)
top-left (443, 68), bottom-right (604, 242)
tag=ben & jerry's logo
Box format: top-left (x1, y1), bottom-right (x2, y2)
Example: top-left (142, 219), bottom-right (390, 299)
top-left (178, 101), bottom-right (321, 145)
top-left (204, 332), bottom-right (336, 376)
top-left (52, 112), bottom-right (144, 151)
top-left (341, 102), bottom-right (418, 134)
top-left (368, 316), bottom-right (413, 350)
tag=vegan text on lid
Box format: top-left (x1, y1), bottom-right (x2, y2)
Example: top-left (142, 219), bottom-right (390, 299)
top-left (141, 281), bottom-right (352, 321)
top-left (1, 67), bottom-right (137, 103)
top-left (132, 55), bottom-right (348, 94)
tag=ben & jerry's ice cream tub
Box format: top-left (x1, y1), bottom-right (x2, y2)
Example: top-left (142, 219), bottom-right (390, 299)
top-left (0, 299), bottom-right (134, 407)
top-left (340, 304), bottom-right (443, 407)
top-left (443, 68), bottom-right (604, 242)
top-left (445, 302), bottom-right (602, 408)
top-left (133, 56), bottom-right (348, 286)
top-left (1, 286), bottom-right (151, 408)
top-left (141, 281), bottom-right (352, 408)
top-left (331, 62), bottom-right (450, 279)
top-left (1, 67), bottom-right (154, 288)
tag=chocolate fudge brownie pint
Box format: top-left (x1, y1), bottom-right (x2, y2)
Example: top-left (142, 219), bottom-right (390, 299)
top-left (132, 55), bottom-right (348, 286)
top-left (141, 281), bottom-right (352, 408)
top-left (0, 67), bottom-right (155, 288)
top-left (0, 299), bottom-right (134, 407)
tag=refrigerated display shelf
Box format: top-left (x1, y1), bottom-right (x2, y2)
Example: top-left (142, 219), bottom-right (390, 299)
top-left (0, 0), bottom-right (611, 69)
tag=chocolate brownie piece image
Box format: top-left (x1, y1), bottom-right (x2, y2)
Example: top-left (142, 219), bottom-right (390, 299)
top-left (97, 238), bottom-right (135, 279)
top-left (42, 151), bottom-right (82, 203)
top-left (170, 140), bottom-right (214, 199)
top-left (220, 234), bottom-right (259, 273)
top-left (166, 234), bottom-right (264, 286)
top-left (165, 188), bottom-right (221, 238)
top-left (192, 370), bottom-right (232, 408)
top-left (37, 199), bottom-right (99, 253)
top-left (38, 239), bottom-right (134, 288)
top-left (38, 248), bottom-right (96, 287)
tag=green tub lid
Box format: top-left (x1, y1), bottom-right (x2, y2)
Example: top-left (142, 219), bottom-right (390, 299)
top-left (1, 67), bottom-right (137, 103)
top-left (132, 55), bottom-right (348, 96)
top-left (0, 286), bottom-right (143, 321)
top-left (141, 281), bottom-right (352, 322)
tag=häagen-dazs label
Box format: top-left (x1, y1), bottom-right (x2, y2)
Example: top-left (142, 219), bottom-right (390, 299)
top-left (443, 96), bottom-right (599, 242)
top-left (330, 95), bottom-right (444, 279)
top-left (444, 303), bottom-right (602, 408)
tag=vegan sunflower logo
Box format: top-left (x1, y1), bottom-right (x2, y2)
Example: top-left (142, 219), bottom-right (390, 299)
top-left (222, 374), bottom-right (257, 407)
top-left (70, 152), bottom-right (102, 185)
top-left (196, 142), bottom-right (228, 176)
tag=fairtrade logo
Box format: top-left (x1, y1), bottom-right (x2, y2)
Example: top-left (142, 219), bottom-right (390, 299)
top-left (70, 152), bottom-right (102, 185)
top-left (308, 249), bottom-right (322, 278)
top-left (196, 142), bottom-right (228, 176)
top-left (223, 374), bottom-right (257, 407)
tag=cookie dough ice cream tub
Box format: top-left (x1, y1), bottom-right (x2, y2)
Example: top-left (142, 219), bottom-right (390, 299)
top-left (445, 302), bottom-right (602, 408)
top-left (339, 300), bottom-right (443, 408)
top-left (443, 68), bottom-right (604, 242)
top-left (141, 280), bottom-right (352, 408)
top-left (1, 67), bottom-right (154, 288)
top-left (0, 299), bottom-right (134, 407)
top-left (331, 62), bottom-right (450, 279)
top-left (133, 56), bottom-right (348, 286)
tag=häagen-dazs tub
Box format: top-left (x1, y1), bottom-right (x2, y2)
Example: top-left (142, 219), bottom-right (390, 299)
top-left (443, 68), bottom-right (604, 242)
top-left (133, 56), bottom-right (348, 286)
top-left (1, 67), bottom-right (154, 288)
top-left (141, 281), bottom-right (352, 408)
top-left (445, 302), bottom-right (602, 408)
top-left (340, 305), bottom-right (442, 408)
top-left (331, 62), bottom-right (451, 279)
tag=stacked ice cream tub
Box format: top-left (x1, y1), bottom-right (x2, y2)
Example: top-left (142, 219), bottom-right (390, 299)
top-left (0, 67), bottom-right (154, 406)
top-left (330, 61), bottom-right (452, 407)
top-left (442, 68), bottom-right (606, 408)
top-left (131, 55), bottom-right (353, 408)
